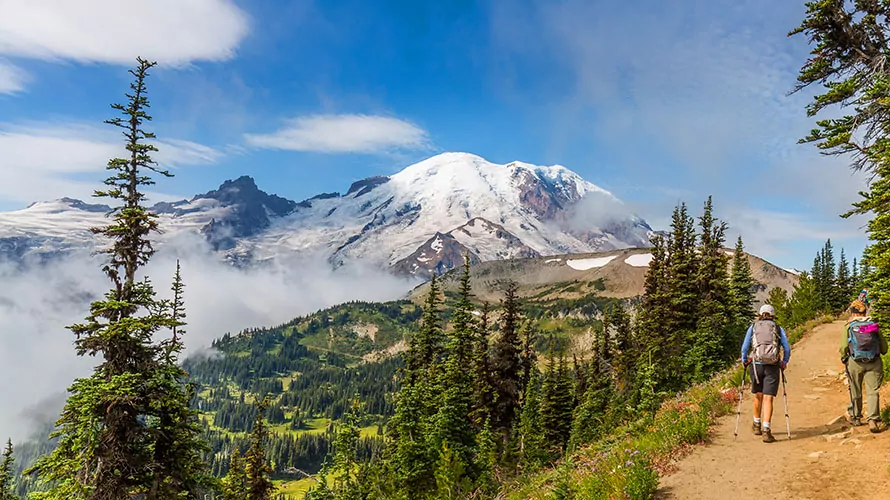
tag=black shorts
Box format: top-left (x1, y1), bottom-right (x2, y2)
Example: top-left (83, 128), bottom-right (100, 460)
top-left (749, 363), bottom-right (780, 397)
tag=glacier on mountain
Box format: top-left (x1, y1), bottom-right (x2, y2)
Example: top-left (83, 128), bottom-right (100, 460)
top-left (0, 152), bottom-right (655, 276)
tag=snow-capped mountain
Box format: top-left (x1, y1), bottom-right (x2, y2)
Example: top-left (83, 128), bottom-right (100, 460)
top-left (0, 152), bottom-right (655, 276)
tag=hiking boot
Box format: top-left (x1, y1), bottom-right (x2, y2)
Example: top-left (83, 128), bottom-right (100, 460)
top-left (869, 420), bottom-right (882, 434)
top-left (762, 429), bottom-right (776, 443)
top-left (848, 416), bottom-right (863, 426)
top-left (752, 421), bottom-right (762, 435)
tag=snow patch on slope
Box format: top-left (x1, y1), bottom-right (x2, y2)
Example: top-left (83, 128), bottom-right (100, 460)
top-left (624, 253), bottom-right (653, 267)
top-left (566, 255), bottom-right (617, 270)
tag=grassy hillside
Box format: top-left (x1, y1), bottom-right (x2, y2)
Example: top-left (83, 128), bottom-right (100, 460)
top-left (177, 287), bottom-right (620, 497)
top-left (409, 247), bottom-right (798, 306)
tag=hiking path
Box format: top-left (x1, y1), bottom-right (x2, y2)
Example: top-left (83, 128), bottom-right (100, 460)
top-left (657, 320), bottom-right (890, 500)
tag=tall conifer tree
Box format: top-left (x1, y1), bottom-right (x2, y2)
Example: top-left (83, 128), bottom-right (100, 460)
top-left (688, 196), bottom-right (732, 380)
top-left (431, 256), bottom-right (477, 479)
top-left (837, 248), bottom-right (853, 307)
top-left (490, 281), bottom-right (523, 439)
top-left (729, 236), bottom-right (756, 326)
top-left (0, 440), bottom-right (14, 500)
top-left (27, 58), bottom-right (208, 500)
top-left (244, 398), bottom-right (275, 500)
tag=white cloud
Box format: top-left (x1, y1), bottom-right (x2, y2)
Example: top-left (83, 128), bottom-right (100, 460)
top-left (0, 122), bottom-right (223, 206)
top-left (490, 0), bottom-right (870, 263)
top-left (0, 59), bottom-right (28, 94)
top-left (245, 114), bottom-right (433, 154)
top-left (0, 0), bottom-right (249, 66)
top-left (0, 233), bottom-right (414, 442)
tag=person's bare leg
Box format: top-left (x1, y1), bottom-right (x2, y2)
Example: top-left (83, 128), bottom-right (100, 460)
top-left (762, 395), bottom-right (774, 427)
top-left (753, 393), bottom-right (763, 420)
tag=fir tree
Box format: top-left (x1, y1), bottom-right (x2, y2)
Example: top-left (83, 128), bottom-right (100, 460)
top-left (221, 450), bottom-right (249, 500)
top-left (147, 261), bottom-right (213, 499)
top-left (607, 303), bottom-right (636, 395)
top-left (539, 354), bottom-right (574, 453)
top-left (431, 256), bottom-right (476, 481)
top-left (244, 398), bottom-right (275, 500)
top-left (490, 280), bottom-right (523, 439)
top-left (0, 440), bottom-right (14, 500)
top-left (569, 348), bottom-right (612, 450)
top-left (470, 303), bottom-right (494, 430)
top-left (27, 58), bottom-right (208, 500)
top-left (768, 287), bottom-right (791, 327)
top-left (729, 236), bottom-right (756, 326)
top-left (306, 398), bottom-right (367, 500)
top-left (667, 203), bottom-right (699, 333)
top-left (387, 280), bottom-right (444, 498)
top-left (634, 235), bottom-right (672, 390)
top-left (433, 444), bottom-right (473, 500)
top-left (837, 249), bottom-right (853, 306)
top-left (519, 320), bottom-right (538, 401)
top-left (851, 258), bottom-right (861, 296)
top-left (819, 240), bottom-right (839, 311)
top-left (688, 196), bottom-right (732, 380)
top-left (408, 275), bottom-right (445, 374)
top-left (789, 272), bottom-right (819, 327)
top-left (517, 368), bottom-right (547, 472)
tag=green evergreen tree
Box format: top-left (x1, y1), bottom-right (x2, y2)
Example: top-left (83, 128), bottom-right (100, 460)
top-left (789, 272), bottom-right (819, 327)
top-left (837, 248), bottom-right (853, 307)
top-left (147, 261), bottom-right (214, 499)
top-left (490, 280), bottom-right (523, 440)
top-left (473, 417), bottom-right (498, 490)
top-left (221, 449), bottom-right (249, 500)
top-left (519, 320), bottom-right (538, 401)
top-left (539, 354), bottom-right (574, 453)
top-left (768, 287), bottom-right (791, 327)
top-left (688, 197), bottom-right (732, 381)
top-left (569, 345), bottom-right (612, 450)
top-left (408, 275), bottom-right (445, 373)
top-left (651, 202), bottom-right (701, 389)
top-left (26, 58), bottom-right (209, 500)
top-left (635, 234), bottom-right (674, 392)
top-left (387, 279), bottom-right (444, 498)
top-left (0, 440), bottom-right (14, 500)
top-left (244, 398), bottom-right (276, 500)
top-left (819, 240), bottom-right (840, 311)
top-left (306, 398), bottom-right (367, 500)
top-left (729, 236), bottom-right (756, 326)
top-left (470, 303), bottom-right (494, 430)
top-left (851, 258), bottom-right (861, 295)
top-left (517, 368), bottom-right (547, 472)
top-left (432, 443), bottom-right (473, 500)
top-left (431, 256), bottom-right (476, 482)
top-left (607, 303), bottom-right (636, 396)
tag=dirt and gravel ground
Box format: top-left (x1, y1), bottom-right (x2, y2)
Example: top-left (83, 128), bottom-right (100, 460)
top-left (657, 320), bottom-right (890, 500)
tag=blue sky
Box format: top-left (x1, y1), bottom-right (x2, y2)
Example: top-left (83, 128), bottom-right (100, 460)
top-left (0, 0), bottom-right (871, 270)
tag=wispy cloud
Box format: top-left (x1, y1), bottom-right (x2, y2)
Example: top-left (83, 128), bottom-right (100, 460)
top-left (0, 122), bottom-right (224, 207)
top-left (0, 234), bottom-right (414, 442)
top-left (0, 0), bottom-right (249, 67)
top-left (0, 59), bottom-right (28, 94)
top-left (245, 114), bottom-right (433, 154)
top-left (489, 0), bottom-right (869, 265)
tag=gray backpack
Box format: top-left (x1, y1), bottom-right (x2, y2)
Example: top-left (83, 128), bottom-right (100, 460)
top-left (751, 319), bottom-right (781, 365)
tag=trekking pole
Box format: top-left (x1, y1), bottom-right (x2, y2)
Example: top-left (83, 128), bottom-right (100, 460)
top-left (781, 368), bottom-right (791, 440)
top-left (844, 360), bottom-right (856, 421)
top-left (733, 363), bottom-right (748, 441)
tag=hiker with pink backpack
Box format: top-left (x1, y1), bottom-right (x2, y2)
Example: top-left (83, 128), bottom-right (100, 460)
top-left (842, 299), bottom-right (888, 433)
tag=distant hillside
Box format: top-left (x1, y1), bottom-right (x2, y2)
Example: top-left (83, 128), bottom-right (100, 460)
top-left (409, 247), bottom-right (799, 306)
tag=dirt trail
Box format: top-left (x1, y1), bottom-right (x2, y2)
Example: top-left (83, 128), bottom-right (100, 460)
top-left (657, 320), bottom-right (890, 500)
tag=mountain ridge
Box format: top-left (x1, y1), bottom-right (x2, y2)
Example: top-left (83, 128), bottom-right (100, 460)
top-left (0, 152), bottom-right (654, 276)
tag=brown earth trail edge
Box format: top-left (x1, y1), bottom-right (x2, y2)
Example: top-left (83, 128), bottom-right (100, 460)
top-left (656, 320), bottom-right (890, 500)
